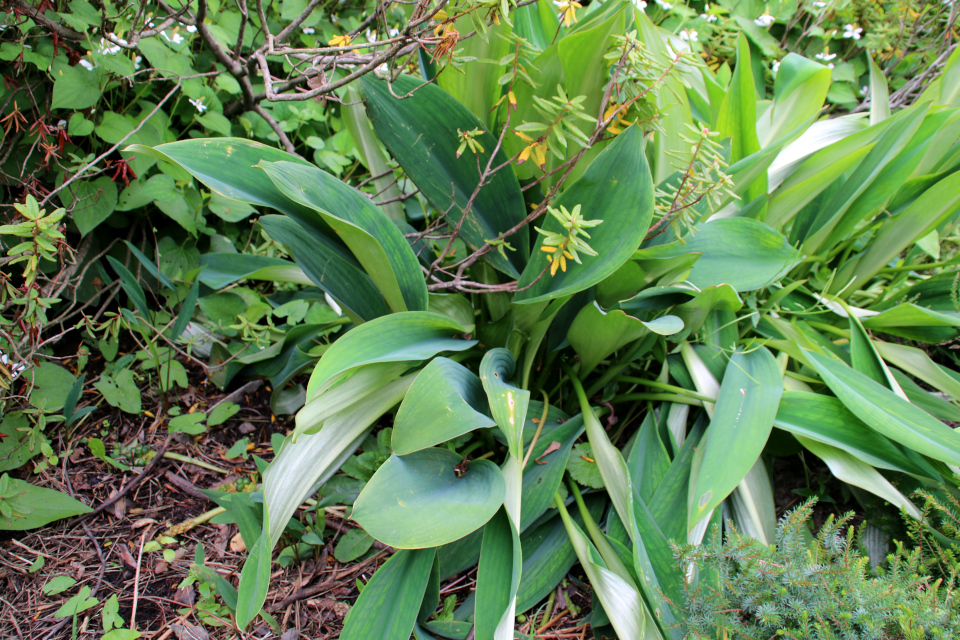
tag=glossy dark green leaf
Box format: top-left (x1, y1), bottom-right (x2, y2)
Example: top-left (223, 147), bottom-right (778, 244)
top-left (690, 348), bottom-right (782, 528)
top-left (358, 74), bottom-right (528, 277)
top-left (515, 125), bottom-right (654, 303)
top-left (106, 256), bottom-right (149, 318)
top-left (124, 240), bottom-right (174, 290)
top-left (258, 215), bottom-right (390, 321)
top-left (198, 253), bottom-right (311, 290)
top-left (805, 349), bottom-right (960, 467)
top-left (341, 549), bottom-right (436, 640)
top-left (474, 508), bottom-right (522, 640)
top-left (305, 312), bottom-right (473, 399)
top-left (393, 358), bottom-right (495, 456)
top-left (353, 448), bottom-right (505, 549)
top-left (259, 160), bottom-right (427, 313)
top-left (480, 349), bottom-right (530, 460)
top-left (627, 412), bottom-right (672, 503)
top-left (171, 278), bottom-right (200, 340)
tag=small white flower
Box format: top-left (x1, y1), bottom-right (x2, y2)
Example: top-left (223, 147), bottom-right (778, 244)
top-left (754, 13), bottom-right (774, 26)
top-left (772, 59), bottom-right (780, 73)
top-left (633, 0), bottom-right (647, 10)
top-left (171, 32), bottom-right (185, 44)
top-left (843, 23), bottom-right (863, 39)
top-left (815, 51), bottom-right (837, 61)
top-left (324, 292), bottom-right (343, 316)
top-left (365, 29), bottom-right (377, 42)
top-left (859, 85), bottom-right (868, 96)
top-left (388, 28), bottom-right (400, 37)
top-left (189, 97), bottom-right (208, 113)
top-left (303, 26), bottom-right (315, 34)
top-left (134, 55), bottom-right (142, 70)
top-left (813, 0), bottom-right (827, 5)
top-left (186, 24), bottom-right (197, 33)
top-left (331, 14), bottom-right (339, 23)
top-left (79, 58), bottom-right (95, 70)
top-left (654, 0), bottom-right (672, 9)
top-left (678, 29), bottom-right (698, 42)
top-left (701, 12), bottom-right (717, 22)
top-left (0, 353), bottom-right (25, 380)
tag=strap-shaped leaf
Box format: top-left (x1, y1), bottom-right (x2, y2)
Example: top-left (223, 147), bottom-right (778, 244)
top-left (515, 125), bottom-right (654, 303)
top-left (805, 349), bottom-right (960, 467)
top-left (258, 160), bottom-right (427, 313)
top-left (353, 448), bottom-right (506, 549)
top-left (480, 349), bottom-right (530, 460)
top-left (305, 312), bottom-right (474, 399)
top-left (358, 74), bottom-right (528, 277)
top-left (197, 253), bottom-right (312, 289)
top-left (519, 414), bottom-right (583, 531)
top-left (258, 215), bottom-right (390, 321)
top-left (393, 358), bottom-right (495, 455)
top-left (474, 508), bottom-right (522, 640)
top-left (340, 549), bottom-right (437, 640)
top-left (263, 374), bottom-right (416, 548)
top-left (236, 508), bottom-right (271, 629)
top-left (689, 347), bottom-right (782, 528)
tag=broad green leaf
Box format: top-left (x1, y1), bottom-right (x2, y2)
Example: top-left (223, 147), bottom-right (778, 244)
top-left (650, 420), bottom-right (705, 541)
top-left (258, 215), bottom-right (390, 322)
top-left (334, 528), bottom-right (375, 563)
top-left (867, 54), bottom-right (891, 125)
top-left (296, 363), bottom-right (410, 439)
top-left (796, 436), bottom-right (921, 519)
top-left (567, 303), bottom-right (680, 375)
top-left (263, 375), bottom-right (415, 548)
top-left (0, 414), bottom-right (37, 472)
top-left (28, 362), bottom-right (76, 412)
top-left (717, 34), bottom-right (760, 179)
top-left (873, 340), bottom-right (960, 402)
top-left (801, 104), bottom-right (928, 255)
top-left (774, 391), bottom-right (938, 479)
top-left (236, 513), bottom-right (271, 629)
top-left (690, 348), bottom-right (782, 528)
top-left (520, 413), bottom-right (583, 530)
top-left (805, 350), bottom-right (960, 467)
top-left (393, 358), bottom-right (494, 455)
top-left (42, 575), bottom-right (76, 595)
top-left (198, 253), bottom-right (312, 290)
top-left (842, 171), bottom-right (960, 290)
top-left (340, 549), bottom-right (436, 640)
top-left (93, 369), bottom-right (141, 414)
top-left (861, 302), bottom-right (960, 344)
top-left (342, 85), bottom-right (404, 221)
top-left (892, 369), bottom-right (960, 424)
top-left (554, 497), bottom-right (645, 640)
top-left (627, 413), bottom-right (671, 503)
top-left (128, 139), bottom-right (385, 320)
top-left (516, 495), bottom-right (604, 613)
top-left (54, 585), bottom-right (98, 618)
top-left (358, 74), bottom-right (528, 277)
top-left (635, 219), bottom-right (802, 292)
top-left (757, 54), bottom-right (831, 148)
top-left (353, 448), bottom-right (505, 549)
top-left (51, 62), bottom-right (101, 110)
top-left (848, 313), bottom-right (904, 395)
top-left (0, 474), bottom-right (92, 529)
top-left (516, 125), bottom-right (655, 303)
top-left (258, 160), bottom-right (427, 313)
top-left (475, 508), bottom-right (522, 640)
top-left (480, 349), bottom-right (530, 460)
top-left (305, 312), bottom-right (473, 399)
top-left (939, 42), bottom-right (960, 106)
top-left (569, 375), bottom-right (635, 544)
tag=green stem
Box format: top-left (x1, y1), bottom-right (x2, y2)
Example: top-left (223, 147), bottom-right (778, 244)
top-left (878, 256), bottom-right (960, 273)
top-left (614, 376), bottom-right (715, 402)
top-left (162, 452), bottom-right (229, 474)
top-left (584, 333), bottom-right (656, 399)
top-left (612, 393), bottom-right (704, 406)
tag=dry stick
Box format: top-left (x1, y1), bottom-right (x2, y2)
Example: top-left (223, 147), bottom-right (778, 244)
top-left (39, 82), bottom-right (181, 209)
top-left (272, 550), bottom-right (389, 609)
top-left (130, 530), bottom-right (148, 631)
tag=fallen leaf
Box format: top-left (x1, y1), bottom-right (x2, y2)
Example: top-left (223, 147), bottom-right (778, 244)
top-left (535, 441), bottom-right (562, 465)
top-left (280, 630), bottom-right (301, 640)
top-left (115, 543), bottom-right (137, 569)
top-left (173, 584), bottom-right (196, 606)
top-left (229, 531), bottom-right (246, 553)
top-left (131, 518), bottom-right (158, 529)
top-left (171, 623), bottom-right (210, 640)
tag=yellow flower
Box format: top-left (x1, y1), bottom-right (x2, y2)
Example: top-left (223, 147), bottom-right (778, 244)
top-left (329, 33), bottom-right (361, 54)
top-left (554, 0), bottom-right (582, 27)
top-left (515, 131), bottom-right (547, 169)
top-left (603, 102), bottom-right (633, 135)
top-left (541, 243), bottom-right (574, 276)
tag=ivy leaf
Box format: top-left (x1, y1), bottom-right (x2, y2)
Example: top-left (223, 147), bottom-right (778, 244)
top-left (566, 443), bottom-right (604, 489)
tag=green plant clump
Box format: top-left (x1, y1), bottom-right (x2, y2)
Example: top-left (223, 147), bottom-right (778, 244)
top-left (680, 501), bottom-right (960, 639)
